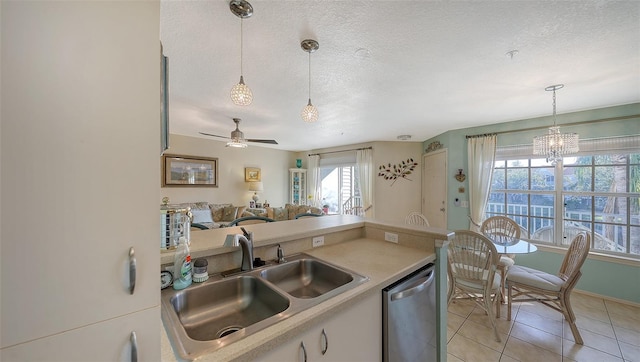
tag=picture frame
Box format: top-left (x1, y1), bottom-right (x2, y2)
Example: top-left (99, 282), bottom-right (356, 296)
top-left (162, 154), bottom-right (218, 187)
top-left (245, 167), bottom-right (261, 182)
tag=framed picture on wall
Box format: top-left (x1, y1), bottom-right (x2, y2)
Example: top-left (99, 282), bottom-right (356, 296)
top-left (245, 167), bottom-right (261, 182)
top-left (162, 154), bottom-right (218, 187)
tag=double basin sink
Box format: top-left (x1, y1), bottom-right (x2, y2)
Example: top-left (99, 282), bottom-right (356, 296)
top-left (161, 253), bottom-right (369, 360)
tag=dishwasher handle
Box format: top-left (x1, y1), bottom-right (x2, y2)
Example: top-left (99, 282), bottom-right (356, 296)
top-left (390, 269), bottom-right (434, 301)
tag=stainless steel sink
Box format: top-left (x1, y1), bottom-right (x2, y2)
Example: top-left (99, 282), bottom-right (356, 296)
top-left (169, 276), bottom-right (289, 341)
top-left (260, 258), bottom-right (354, 298)
top-left (161, 253), bottom-right (368, 360)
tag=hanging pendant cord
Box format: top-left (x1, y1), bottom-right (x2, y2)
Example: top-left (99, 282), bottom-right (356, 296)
top-left (240, 18), bottom-right (244, 76)
top-left (552, 88), bottom-right (557, 127)
top-left (308, 51), bottom-right (312, 101)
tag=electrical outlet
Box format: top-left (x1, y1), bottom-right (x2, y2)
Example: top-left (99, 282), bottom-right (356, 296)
top-left (312, 236), bottom-right (325, 247)
top-left (384, 232), bottom-right (398, 243)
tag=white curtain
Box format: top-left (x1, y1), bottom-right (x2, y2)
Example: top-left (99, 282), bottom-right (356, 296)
top-left (307, 154), bottom-right (321, 207)
top-left (356, 148), bottom-right (374, 218)
top-left (467, 135), bottom-right (497, 231)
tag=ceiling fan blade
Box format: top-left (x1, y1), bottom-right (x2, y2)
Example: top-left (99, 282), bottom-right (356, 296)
top-left (246, 138), bottom-right (279, 145)
top-left (199, 132), bottom-right (230, 140)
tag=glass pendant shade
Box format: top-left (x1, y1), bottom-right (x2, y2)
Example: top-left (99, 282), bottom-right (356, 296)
top-left (532, 84), bottom-right (578, 165)
top-left (533, 126), bottom-right (579, 165)
top-left (226, 139), bottom-right (248, 148)
top-left (301, 99), bottom-right (319, 123)
top-left (230, 76), bottom-right (253, 106)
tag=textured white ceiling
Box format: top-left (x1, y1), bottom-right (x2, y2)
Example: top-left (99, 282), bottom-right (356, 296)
top-left (160, 0), bottom-right (640, 151)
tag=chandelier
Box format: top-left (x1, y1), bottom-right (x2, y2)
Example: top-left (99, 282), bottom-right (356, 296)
top-left (533, 84), bottom-right (579, 165)
top-left (301, 39), bottom-right (319, 123)
top-left (229, 0), bottom-right (253, 106)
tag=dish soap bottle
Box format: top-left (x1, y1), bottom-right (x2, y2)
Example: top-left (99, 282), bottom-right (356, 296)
top-left (172, 236), bottom-right (192, 290)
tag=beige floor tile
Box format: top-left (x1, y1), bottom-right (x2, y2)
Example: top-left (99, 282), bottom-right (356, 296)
top-left (499, 354), bottom-right (520, 362)
top-left (604, 299), bottom-right (640, 316)
top-left (563, 342), bottom-right (624, 362)
top-left (574, 304), bottom-right (612, 324)
top-left (509, 322), bottom-right (563, 355)
top-left (517, 301), bottom-right (564, 321)
top-left (573, 315), bottom-right (615, 338)
top-left (572, 293), bottom-right (607, 311)
top-left (503, 335), bottom-right (563, 362)
top-left (515, 309), bottom-right (564, 337)
top-left (448, 312), bottom-right (467, 342)
top-left (448, 353), bottom-right (465, 362)
top-left (447, 334), bottom-right (502, 362)
top-left (467, 306), bottom-right (514, 335)
top-left (619, 340), bottom-right (640, 362)
top-left (457, 318), bottom-right (508, 352)
top-left (614, 325), bottom-right (640, 347)
top-left (563, 329), bottom-right (622, 358)
top-left (449, 297), bottom-right (477, 318)
top-left (609, 312), bottom-right (640, 333)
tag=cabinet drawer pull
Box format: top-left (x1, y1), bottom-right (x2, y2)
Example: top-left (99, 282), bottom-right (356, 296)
top-left (321, 328), bottom-right (328, 355)
top-left (130, 331), bottom-right (138, 362)
top-left (299, 341), bottom-right (307, 362)
top-left (129, 247), bottom-right (136, 295)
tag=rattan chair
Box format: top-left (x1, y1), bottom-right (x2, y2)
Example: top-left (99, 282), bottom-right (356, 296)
top-left (481, 216), bottom-right (521, 302)
top-left (506, 232), bottom-right (590, 344)
top-left (448, 230), bottom-right (502, 342)
top-left (405, 212), bottom-right (430, 227)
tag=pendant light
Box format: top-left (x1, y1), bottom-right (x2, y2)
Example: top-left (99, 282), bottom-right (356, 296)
top-left (229, 0), bottom-right (253, 106)
top-left (301, 39), bottom-right (319, 123)
top-left (533, 84), bottom-right (579, 165)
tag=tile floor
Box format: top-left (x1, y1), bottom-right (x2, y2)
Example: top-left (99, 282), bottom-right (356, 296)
top-left (447, 293), bottom-right (640, 362)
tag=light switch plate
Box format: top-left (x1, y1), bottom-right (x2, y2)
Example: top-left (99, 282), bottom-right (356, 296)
top-left (384, 232), bottom-right (398, 243)
top-left (312, 236), bottom-right (325, 247)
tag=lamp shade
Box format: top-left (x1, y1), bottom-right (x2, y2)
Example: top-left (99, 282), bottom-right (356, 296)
top-left (248, 181), bottom-right (263, 192)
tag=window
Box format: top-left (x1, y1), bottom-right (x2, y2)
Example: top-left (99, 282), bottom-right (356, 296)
top-left (320, 165), bottom-right (361, 214)
top-left (487, 136), bottom-right (640, 258)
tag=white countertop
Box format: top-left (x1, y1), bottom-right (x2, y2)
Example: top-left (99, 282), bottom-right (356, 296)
top-left (161, 236), bottom-right (437, 362)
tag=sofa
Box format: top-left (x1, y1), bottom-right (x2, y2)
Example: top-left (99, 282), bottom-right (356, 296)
top-left (177, 202), bottom-right (323, 229)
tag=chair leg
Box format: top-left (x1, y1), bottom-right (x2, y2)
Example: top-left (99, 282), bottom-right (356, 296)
top-left (561, 291), bottom-right (583, 345)
top-left (507, 283), bottom-right (513, 321)
top-left (498, 264), bottom-right (508, 304)
top-left (484, 289), bottom-right (501, 342)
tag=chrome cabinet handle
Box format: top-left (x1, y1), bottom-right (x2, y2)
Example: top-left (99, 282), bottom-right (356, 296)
top-left (130, 331), bottom-right (138, 362)
top-left (321, 328), bottom-right (328, 355)
top-left (129, 247), bottom-right (136, 295)
top-left (299, 341), bottom-right (307, 362)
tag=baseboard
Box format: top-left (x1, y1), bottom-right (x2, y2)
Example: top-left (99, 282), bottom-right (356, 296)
top-left (574, 289), bottom-right (640, 308)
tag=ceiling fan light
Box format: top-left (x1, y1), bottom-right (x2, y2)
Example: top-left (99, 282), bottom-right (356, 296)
top-left (301, 99), bottom-right (318, 123)
top-left (230, 76), bottom-right (253, 106)
top-left (226, 139), bottom-right (248, 148)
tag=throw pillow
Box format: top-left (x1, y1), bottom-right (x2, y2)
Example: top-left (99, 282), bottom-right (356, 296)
top-left (191, 209), bottom-right (213, 224)
top-left (222, 206), bottom-right (238, 221)
top-left (272, 207), bottom-right (288, 221)
top-left (210, 203), bottom-right (232, 221)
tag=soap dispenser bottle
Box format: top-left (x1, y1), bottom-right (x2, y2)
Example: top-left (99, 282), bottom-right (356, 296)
top-left (172, 236), bottom-right (192, 290)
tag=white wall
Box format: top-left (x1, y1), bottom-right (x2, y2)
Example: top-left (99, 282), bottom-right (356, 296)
top-left (162, 134), bottom-right (297, 206)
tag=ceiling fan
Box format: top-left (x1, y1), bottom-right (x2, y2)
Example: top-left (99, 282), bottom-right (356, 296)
top-left (199, 118), bottom-right (278, 146)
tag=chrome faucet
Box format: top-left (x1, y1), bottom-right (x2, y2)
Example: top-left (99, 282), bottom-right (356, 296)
top-left (238, 227), bottom-right (254, 271)
top-left (277, 244), bottom-right (286, 264)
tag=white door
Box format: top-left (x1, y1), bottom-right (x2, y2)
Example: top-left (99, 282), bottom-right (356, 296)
top-left (422, 150), bottom-right (448, 228)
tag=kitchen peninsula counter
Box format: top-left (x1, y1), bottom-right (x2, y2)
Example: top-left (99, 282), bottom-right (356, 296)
top-left (161, 216), bottom-right (452, 361)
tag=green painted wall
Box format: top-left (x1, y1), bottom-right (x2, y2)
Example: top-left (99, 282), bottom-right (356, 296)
top-left (424, 103), bottom-right (640, 303)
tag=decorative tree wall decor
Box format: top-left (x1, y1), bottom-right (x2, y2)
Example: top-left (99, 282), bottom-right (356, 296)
top-left (378, 158), bottom-right (419, 186)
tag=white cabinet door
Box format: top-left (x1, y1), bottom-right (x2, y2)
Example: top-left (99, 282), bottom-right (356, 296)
top-left (0, 0), bottom-right (160, 354)
top-left (1, 307), bottom-right (161, 362)
top-left (290, 168), bottom-right (307, 205)
top-left (258, 291), bottom-right (381, 361)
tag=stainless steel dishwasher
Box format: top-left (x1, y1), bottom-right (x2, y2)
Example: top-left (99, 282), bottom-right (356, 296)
top-left (383, 263), bottom-right (436, 362)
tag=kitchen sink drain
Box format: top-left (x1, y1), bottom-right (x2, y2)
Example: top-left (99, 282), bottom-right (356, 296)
top-left (217, 326), bottom-right (243, 338)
